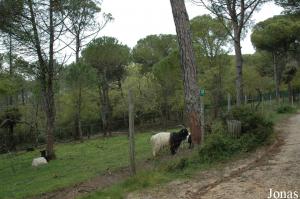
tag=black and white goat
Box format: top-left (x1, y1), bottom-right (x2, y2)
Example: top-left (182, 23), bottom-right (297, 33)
top-left (31, 150), bottom-right (49, 167)
top-left (181, 132), bottom-right (193, 149)
top-left (150, 128), bottom-right (189, 157)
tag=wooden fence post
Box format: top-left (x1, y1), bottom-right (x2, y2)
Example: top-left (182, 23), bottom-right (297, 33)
top-left (128, 89), bottom-right (136, 175)
top-left (262, 96), bottom-right (264, 113)
top-left (200, 100), bottom-right (205, 145)
top-left (227, 120), bottom-right (241, 138)
top-left (227, 93), bottom-right (231, 112)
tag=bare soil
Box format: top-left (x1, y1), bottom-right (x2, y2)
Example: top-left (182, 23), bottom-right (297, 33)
top-left (127, 114), bottom-right (300, 199)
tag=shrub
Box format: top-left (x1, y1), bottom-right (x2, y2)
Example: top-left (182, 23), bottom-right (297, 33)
top-left (228, 106), bottom-right (273, 135)
top-left (211, 120), bottom-right (226, 134)
top-left (198, 133), bottom-right (240, 162)
top-left (276, 104), bottom-right (296, 114)
top-left (166, 158), bottom-right (189, 172)
top-left (198, 107), bottom-right (274, 162)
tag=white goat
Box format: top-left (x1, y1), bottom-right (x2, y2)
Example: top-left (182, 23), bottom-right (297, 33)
top-left (32, 157), bottom-right (47, 167)
top-left (150, 132), bottom-right (170, 157)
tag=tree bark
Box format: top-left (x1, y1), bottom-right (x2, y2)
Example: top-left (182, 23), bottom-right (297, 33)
top-left (74, 85), bottom-right (83, 141)
top-left (28, 0), bottom-right (56, 159)
top-left (170, 0), bottom-right (202, 145)
top-left (44, 0), bottom-right (56, 160)
top-left (99, 81), bottom-right (111, 137)
top-left (72, 33), bottom-right (83, 141)
top-left (75, 34), bottom-right (80, 63)
top-left (8, 124), bottom-right (16, 151)
top-left (8, 32), bottom-right (13, 106)
top-left (233, 29), bottom-right (244, 106)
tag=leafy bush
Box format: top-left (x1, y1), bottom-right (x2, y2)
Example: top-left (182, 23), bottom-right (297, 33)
top-left (198, 133), bottom-right (240, 162)
top-left (198, 107), bottom-right (274, 162)
top-left (210, 120), bottom-right (226, 134)
top-left (228, 106), bottom-right (273, 134)
top-left (276, 104), bottom-right (296, 114)
top-left (166, 158), bottom-right (189, 172)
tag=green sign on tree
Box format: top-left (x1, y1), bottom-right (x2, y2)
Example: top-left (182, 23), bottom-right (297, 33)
top-left (200, 88), bottom-right (205, 96)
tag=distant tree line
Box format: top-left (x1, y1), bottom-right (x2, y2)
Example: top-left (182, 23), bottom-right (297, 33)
top-left (0, 0), bottom-right (299, 156)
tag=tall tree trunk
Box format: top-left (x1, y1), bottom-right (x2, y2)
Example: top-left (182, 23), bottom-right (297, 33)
top-left (273, 52), bottom-right (280, 102)
top-left (74, 85), bottom-right (83, 141)
top-left (8, 124), bottom-right (16, 151)
top-left (74, 35), bottom-right (83, 141)
top-left (233, 30), bottom-right (244, 106)
top-left (75, 34), bottom-right (80, 63)
top-left (170, 0), bottom-right (202, 145)
top-left (28, 0), bottom-right (56, 159)
top-left (45, 0), bottom-right (56, 160)
top-left (99, 82), bottom-right (111, 137)
top-left (21, 88), bottom-right (25, 105)
top-left (34, 100), bottom-right (39, 147)
top-left (9, 32), bottom-right (13, 106)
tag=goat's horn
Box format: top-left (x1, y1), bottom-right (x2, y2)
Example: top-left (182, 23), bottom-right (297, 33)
top-left (177, 124), bottom-right (186, 128)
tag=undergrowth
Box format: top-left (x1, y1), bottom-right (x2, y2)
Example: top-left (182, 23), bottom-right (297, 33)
top-left (84, 106), bottom-right (281, 199)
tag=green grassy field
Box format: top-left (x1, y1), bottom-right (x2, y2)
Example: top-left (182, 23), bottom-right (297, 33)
top-left (0, 103), bottom-right (297, 199)
top-left (0, 133), bottom-right (154, 199)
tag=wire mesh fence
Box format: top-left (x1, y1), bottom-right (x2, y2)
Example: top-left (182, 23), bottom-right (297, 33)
top-left (0, 89), bottom-right (299, 153)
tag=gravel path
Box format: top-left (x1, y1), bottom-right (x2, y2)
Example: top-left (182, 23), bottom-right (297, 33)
top-left (127, 114), bottom-right (300, 199)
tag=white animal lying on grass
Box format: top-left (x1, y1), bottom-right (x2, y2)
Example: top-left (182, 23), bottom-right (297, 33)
top-left (32, 157), bottom-right (47, 167)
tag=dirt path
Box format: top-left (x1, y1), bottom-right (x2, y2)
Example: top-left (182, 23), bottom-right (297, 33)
top-left (127, 114), bottom-right (300, 199)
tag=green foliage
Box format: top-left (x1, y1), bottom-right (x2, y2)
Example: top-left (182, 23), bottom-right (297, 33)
top-left (243, 65), bottom-right (273, 95)
top-left (229, 106), bottom-right (273, 134)
top-left (191, 15), bottom-right (230, 58)
top-left (275, 0), bottom-right (300, 14)
top-left (82, 36), bottom-right (130, 84)
top-left (166, 158), bottom-right (189, 172)
top-left (121, 64), bottom-right (161, 116)
top-left (199, 107), bottom-right (274, 162)
top-left (210, 120), bottom-right (226, 134)
top-left (0, 61), bottom-right (26, 96)
top-left (132, 34), bottom-right (177, 73)
top-left (198, 133), bottom-right (240, 162)
top-left (152, 50), bottom-right (184, 113)
top-left (276, 104), bottom-right (296, 113)
top-left (0, 0), bottom-right (24, 30)
top-left (64, 0), bottom-right (101, 26)
top-left (251, 15), bottom-right (300, 52)
top-left (0, 107), bottom-right (22, 128)
top-left (65, 62), bottom-right (96, 88)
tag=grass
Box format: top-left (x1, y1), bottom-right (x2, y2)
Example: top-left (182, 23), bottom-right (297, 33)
top-left (261, 102), bottom-right (299, 123)
top-left (0, 103), bottom-right (297, 199)
top-left (82, 104), bottom-right (298, 199)
top-left (81, 151), bottom-right (210, 199)
top-left (0, 133), bottom-right (153, 199)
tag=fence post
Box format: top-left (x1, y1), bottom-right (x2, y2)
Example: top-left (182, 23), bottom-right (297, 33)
top-left (261, 96), bottom-right (264, 113)
top-left (227, 93), bottom-right (231, 112)
top-left (128, 89), bottom-right (136, 175)
top-left (200, 100), bottom-right (205, 145)
top-left (227, 120), bottom-right (241, 138)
